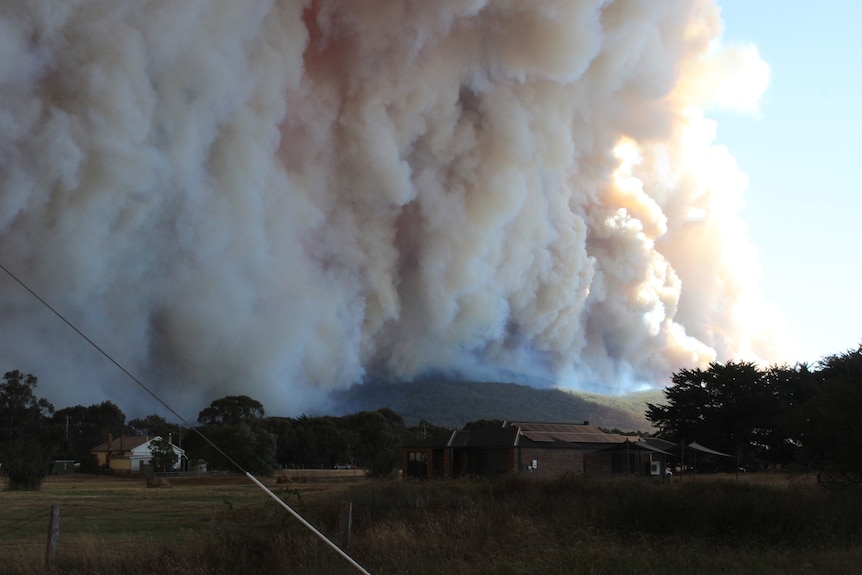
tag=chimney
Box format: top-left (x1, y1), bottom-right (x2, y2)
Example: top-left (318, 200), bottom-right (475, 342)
top-left (106, 433), bottom-right (112, 466)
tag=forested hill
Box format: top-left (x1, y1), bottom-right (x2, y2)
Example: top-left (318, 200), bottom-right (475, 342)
top-left (329, 380), bottom-right (662, 432)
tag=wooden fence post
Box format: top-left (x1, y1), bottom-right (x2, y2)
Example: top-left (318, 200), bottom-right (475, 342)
top-left (209, 508), bottom-right (218, 540)
top-left (338, 501), bottom-right (353, 548)
top-left (46, 504), bottom-right (60, 567)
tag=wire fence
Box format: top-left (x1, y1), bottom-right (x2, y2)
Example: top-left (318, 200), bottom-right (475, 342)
top-left (0, 473), bottom-right (366, 566)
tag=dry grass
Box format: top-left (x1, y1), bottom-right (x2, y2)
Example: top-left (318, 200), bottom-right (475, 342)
top-left (2, 472), bottom-right (861, 574)
top-left (682, 469), bottom-right (819, 487)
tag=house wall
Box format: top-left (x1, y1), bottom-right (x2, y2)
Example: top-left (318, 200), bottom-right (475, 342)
top-left (517, 447), bottom-right (586, 479)
top-left (584, 450), bottom-right (665, 477)
top-left (97, 451), bottom-right (132, 469)
top-left (584, 451), bottom-right (614, 476)
top-left (109, 457), bottom-right (132, 472)
top-left (403, 448), bottom-right (434, 479)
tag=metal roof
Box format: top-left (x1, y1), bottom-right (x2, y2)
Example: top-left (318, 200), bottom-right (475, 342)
top-left (91, 435), bottom-right (153, 452)
top-left (448, 427), bottom-right (520, 448)
top-left (507, 422), bottom-right (630, 444)
top-left (687, 441), bottom-right (733, 457)
top-left (403, 422), bottom-right (638, 449)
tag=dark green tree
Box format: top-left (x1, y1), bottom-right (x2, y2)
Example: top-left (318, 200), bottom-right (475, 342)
top-left (290, 415), bottom-right (349, 468)
top-left (405, 419), bottom-right (451, 443)
top-left (646, 366), bottom-right (711, 442)
top-left (0, 370), bottom-right (57, 490)
top-left (197, 395), bottom-right (264, 426)
top-left (261, 416), bottom-right (296, 468)
top-left (52, 400), bottom-right (128, 469)
top-left (341, 410), bottom-right (402, 476)
top-left (647, 361), bottom-right (774, 466)
top-left (128, 414), bottom-right (182, 443)
top-left (762, 363), bottom-right (814, 466)
top-left (149, 437), bottom-right (179, 472)
top-left (802, 346), bottom-right (862, 480)
top-left (189, 423), bottom-right (276, 473)
top-left (186, 395), bottom-right (274, 473)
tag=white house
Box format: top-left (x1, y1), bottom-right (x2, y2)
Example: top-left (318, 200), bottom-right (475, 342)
top-left (91, 434), bottom-right (186, 472)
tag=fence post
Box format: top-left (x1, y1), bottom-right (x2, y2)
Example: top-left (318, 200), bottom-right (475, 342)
top-left (46, 504), bottom-right (60, 567)
top-left (209, 508), bottom-right (218, 540)
top-left (339, 501), bottom-right (353, 548)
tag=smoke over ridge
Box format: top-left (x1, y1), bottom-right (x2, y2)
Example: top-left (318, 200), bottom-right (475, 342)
top-left (0, 0), bottom-right (782, 415)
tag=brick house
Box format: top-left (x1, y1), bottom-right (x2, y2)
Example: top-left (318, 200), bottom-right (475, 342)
top-left (91, 434), bottom-right (185, 473)
top-left (403, 421), bottom-right (646, 480)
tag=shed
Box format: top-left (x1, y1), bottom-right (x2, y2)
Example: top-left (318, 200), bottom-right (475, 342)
top-left (48, 460), bottom-right (76, 475)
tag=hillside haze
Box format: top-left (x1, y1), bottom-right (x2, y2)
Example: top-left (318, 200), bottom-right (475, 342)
top-left (330, 380), bottom-right (661, 432)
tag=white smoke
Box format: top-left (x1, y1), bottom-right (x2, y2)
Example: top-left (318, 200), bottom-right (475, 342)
top-left (0, 0), bottom-right (784, 416)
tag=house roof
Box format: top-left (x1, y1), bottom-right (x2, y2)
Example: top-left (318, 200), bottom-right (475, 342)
top-left (641, 437), bottom-right (676, 451)
top-left (403, 421), bottom-right (633, 449)
top-left (449, 426), bottom-right (520, 448)
top-left (507, 422), bottom-right (631, 445)
top-left (91, 435), bottom-right (153, 452)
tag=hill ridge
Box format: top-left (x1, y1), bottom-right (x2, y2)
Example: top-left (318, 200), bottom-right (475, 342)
top-left (329, 380), bottom-right (660, 431)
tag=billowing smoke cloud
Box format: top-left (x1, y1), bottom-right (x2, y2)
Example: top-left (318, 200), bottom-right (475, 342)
top-left (0, 0), bottom-right (784, 416)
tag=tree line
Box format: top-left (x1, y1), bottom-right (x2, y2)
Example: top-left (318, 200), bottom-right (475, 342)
top-left (4, 343), bottom-right (861, 490)
top-left (647, 345), bottom-right (862, 480)
top-left (0, 371), bottom-right (450, 490)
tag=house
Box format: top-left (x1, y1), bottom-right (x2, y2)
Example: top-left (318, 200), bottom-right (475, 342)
top-left (402, 421), bottom-right (660, 480)
top-left (91, 434), bottom-right (186, 473)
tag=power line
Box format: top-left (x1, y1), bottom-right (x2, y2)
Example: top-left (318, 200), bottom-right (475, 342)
top-left (0, 261), bottom-right (372, 574)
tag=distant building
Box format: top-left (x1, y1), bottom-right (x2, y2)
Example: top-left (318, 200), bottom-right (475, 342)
top-left (402, 421), bottom-right (671, 479)
top-left (48, 460), bottom-right (76, 475)
top-left (90, 434), bottom-right (185, 473)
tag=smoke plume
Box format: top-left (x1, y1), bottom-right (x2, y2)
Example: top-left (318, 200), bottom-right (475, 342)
top-left (0, 0), bottom-right (783, 416)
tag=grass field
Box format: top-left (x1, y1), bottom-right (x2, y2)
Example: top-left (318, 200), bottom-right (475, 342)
top-left (2, 471), bottom-right (861, 574)
top-left (0, 471), bottom-right (361, 571)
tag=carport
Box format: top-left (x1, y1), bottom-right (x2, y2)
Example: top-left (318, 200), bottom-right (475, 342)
top-left (679, 441), bottom-right (736, 479)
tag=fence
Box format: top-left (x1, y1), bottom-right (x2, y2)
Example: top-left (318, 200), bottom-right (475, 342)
top-left (0, 473), bottom-right (362, 571)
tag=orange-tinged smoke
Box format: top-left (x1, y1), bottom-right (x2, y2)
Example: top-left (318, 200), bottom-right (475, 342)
top-left (0, 0), bottom-right (784, 415)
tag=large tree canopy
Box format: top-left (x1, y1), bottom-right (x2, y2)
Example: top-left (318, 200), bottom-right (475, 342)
top-left (128, 413), bottom-right (181, 443)
top-left (802, 348), bottom-right (862, 478)
top-left (647, 349), bottom-right (862, 476)
top-left (52, 400), bottom-right (128, 464)
top-left (0, 370), bottom-right (57, 490)
top-left (197, 395), bottom-right (265, 426)
top-left (189, 395), bottom-right (274, 473)
top-left (646, 361), bottom-right (771, 458)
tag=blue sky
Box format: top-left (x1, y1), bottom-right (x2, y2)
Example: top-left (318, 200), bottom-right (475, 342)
top-left (713, 0), bottom-right (862, 365)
